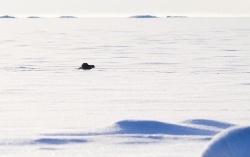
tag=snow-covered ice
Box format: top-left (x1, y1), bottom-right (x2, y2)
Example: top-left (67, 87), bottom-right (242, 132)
top-left (0, 17), bottom-right (250, 156)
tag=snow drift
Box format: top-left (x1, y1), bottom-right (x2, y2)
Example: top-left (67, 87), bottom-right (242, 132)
top-left (202, 126), bottom-right (250, 157)
top-left (110, 120), bottom-right (216, 135)
top-left (33, 138), bottom-right (87, 145)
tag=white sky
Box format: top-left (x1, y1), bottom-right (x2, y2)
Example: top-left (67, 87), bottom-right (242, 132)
top-left (0, 0), bottom-right (250, 17)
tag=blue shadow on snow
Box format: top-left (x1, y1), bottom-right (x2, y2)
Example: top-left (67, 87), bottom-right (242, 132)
top-left (32, 138), bottom-right (87, 145)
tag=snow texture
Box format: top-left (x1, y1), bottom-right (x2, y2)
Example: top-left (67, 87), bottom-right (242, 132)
top-left (0, 17), bottom-right (250, 157)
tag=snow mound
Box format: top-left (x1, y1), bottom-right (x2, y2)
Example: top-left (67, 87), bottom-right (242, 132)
top-left (202, 126), bottom-right (250, 157)
top-left (184, 119), bottom-right (234, 129)
top-left (111, 120), bottom-right (216, 135)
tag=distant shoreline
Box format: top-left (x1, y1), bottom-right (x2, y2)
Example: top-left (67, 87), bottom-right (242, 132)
top-left (1, 14), bottom-right (250, 18)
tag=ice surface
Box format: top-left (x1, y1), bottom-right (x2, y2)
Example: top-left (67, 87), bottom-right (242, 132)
top-left (202, 126), bottom-right (250, 157)
top-left (0, 17), bottom-right (250, 157)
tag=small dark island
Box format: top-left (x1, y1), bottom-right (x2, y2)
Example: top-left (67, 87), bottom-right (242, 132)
top-left (28, 16), bottom-right (41, 18)
top-left (60, 16), bottom-right (77, 18)
top-left (129, 15), bottom-right (158, 18)
top-left (166, 16), bottom-right (188, 18)
top-left (0, 15), bottom-right (16, 18)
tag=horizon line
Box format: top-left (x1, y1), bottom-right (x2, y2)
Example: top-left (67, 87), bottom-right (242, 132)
top-left (1, 13), bottom-right (250, 18)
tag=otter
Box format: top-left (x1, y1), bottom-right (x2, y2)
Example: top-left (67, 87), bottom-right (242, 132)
top-left (78, 63), bottom-right (95, 70)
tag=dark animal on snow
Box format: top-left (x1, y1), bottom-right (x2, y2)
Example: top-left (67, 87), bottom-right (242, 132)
top-left (78, 63), bottom-right (95, 70)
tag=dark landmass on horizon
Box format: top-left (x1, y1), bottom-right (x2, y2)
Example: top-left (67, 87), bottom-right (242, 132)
top-left (129, 15), bottom-right (158, 18)
top-left (0, 15), bottom-right (15, 18)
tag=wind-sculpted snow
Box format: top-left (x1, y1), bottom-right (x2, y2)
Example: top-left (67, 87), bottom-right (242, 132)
top-left (183, 119), bottom-right (235, 129)
top-left (32, 138), bottom-right (87, 145)
top-left (0, 119), bottom-right (237, 155)
top-left (41, 119), bottom-right (237, 138)
top-left (202, 126), bottom-right (250, 157)
top-left (18, 119), bottom-right (219, 147)
top-left (110, 120), bottom-right (216, 135)
top-left (44, 119), bottom-right (223, 137)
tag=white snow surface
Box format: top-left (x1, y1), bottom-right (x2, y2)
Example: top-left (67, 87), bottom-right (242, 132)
top-left (202, 126), bottom-right (250, 157)
top-left (0, 17), bottom-right (250, 157)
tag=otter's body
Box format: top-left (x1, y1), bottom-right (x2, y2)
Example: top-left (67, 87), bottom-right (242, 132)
top-left (78, 63), bottom-right (95, 70)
